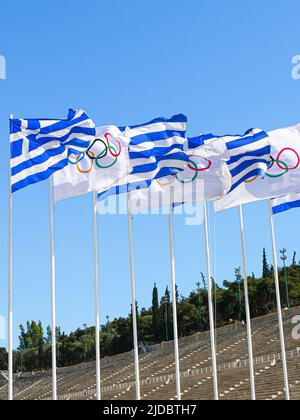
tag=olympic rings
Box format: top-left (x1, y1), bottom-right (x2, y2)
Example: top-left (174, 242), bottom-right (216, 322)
top-left (86, 139), bottom-right (108, 160)
top-left (276, 148), bottom-right (300, 171)
top-left (76, 150), bottom-right (94, 173)
top-left (175, 159), bottom-right (199, 184)
top-left (104, 133), bottom-right (121, 158)
top-left (95, 145), bottom-right (118, 169)
top-left (265, 158), bottom-right (289, 178)
top-left (187, 155), bottom-right (212, 172)
top-left (68, 132), bottom-right (122, 173)
top-left (243, 147), bottom-right (300, 184)
top-left (245, 175), bottom-right (258, 184)
top-left (68, 152), bottom-right (85, 165)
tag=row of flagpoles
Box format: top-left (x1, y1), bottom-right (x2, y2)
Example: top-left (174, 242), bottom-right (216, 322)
top-left (7, 192), bottom-right (292, 401)
top-left (7, 109), bottom-right (298, 401)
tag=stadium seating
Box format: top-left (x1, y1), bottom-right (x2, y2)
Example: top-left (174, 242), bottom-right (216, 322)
top-left (0, 306), bottom-right (299, 400)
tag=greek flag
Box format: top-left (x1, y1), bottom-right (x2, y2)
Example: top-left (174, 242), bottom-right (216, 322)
top-left (10, 109), bottom-right (96, 193)
top-left (98, 114), bottom-right (188, 201)
top-left (272, 192), bottom-right (300, 215)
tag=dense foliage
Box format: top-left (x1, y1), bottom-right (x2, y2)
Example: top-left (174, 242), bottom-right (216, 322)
top-left (1, 250), bottom-right (300, 373)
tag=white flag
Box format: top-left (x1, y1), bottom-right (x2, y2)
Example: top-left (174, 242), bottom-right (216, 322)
top-left (129, 138), bottom-right (231, 212)
top-left (53, 125), bottom-right (130, 202)
top-left (214, 124), bottom-right (300, 212)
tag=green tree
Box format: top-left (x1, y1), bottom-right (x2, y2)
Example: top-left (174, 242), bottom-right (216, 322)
top-left (262, 248), bottom-right (270, 278)
top-left (152, 283), bottom-right (160, 341)
top-left (0, 348), bottom-right (7, 370)
top-left (235, 268), bottom-right (243, 321)
top-left (15, 260), bottom-right (300, 372)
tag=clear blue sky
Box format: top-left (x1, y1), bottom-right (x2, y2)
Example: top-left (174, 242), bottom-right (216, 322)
top-left (0, 0), bottom-right (300, 348)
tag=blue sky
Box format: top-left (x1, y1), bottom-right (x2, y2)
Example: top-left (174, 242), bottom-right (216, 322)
top-left (0, 0), bottom-right (300, 348)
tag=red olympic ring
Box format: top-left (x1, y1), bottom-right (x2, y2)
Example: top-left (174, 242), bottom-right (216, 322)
top-left (104, 132), bottom-right (122, 158)
top-left (187, 154), bottom-right (212, 172)
top-left (276, 148), bottom-right (300, 171)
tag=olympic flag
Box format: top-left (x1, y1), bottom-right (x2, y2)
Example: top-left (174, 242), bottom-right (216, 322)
top-left (214, 124), bottom-right (300, 211)
top-left (53, 126), bottom-right (130, 202)
top-left (128, 137), bottom-right (231, 212)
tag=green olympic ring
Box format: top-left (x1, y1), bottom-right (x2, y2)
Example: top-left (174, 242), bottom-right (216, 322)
top-left (95, 145), bottom-right (118, 169)
top-left (175, 159), bottom-right (198, 184)
top-left (265, 159), bottom-right (289, 178)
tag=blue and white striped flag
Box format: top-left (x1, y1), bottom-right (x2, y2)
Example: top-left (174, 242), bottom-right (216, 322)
top-left (189, 129), bottom-right (270, 192)
top-left (128, 137), bottom-right (231, 212)
top-left (98, 114), bottom-right (189, 201)
top-left (272, 192), bottom-right (300, 215)
top-left (222, 129), bottom-right (270, 192)
top-left (214, 124), bottom-right (300, 212)
top-left (10, 109), bottom-right (96, 193)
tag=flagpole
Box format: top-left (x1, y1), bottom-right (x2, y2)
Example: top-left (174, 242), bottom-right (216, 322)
top-left (203, 202), bottom-right (219, 400)
top-left (93, 192), bottom-right (101, 400)
top-left (268, 200), bottom-right (290, 400)
top-left (8, 114), bottom-right (13, 401)
top-left (239, 205), bottom-right (256, 400)
top-left (127, 196), bottom-right (141, 400)
top-left (49, 176), bottom-right (57, 401)
top-left (168, 207), bottom-right (181, 401)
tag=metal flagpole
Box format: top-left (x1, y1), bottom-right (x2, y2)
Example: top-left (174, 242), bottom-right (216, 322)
top-left (49, 177), bottom-right (57, 400)
top-left (8, 114), bottom-right (13, 401)
top-left (268, 200), bottom-right (290, 400)
top-left (168, 207), bottom-right (181, 401)
top-left (127, 195), bottom-right (141, 400)
top-left (93, 192), bottom-right (101, 400)
top-left (239, 205), bottom-right (256, 400)
top-left (203, 202), bottom-right (219, 400)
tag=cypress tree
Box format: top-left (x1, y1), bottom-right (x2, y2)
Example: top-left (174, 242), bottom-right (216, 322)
top-left (152, 283), bottom-right (160, 341)
top-left (262, 248), bottom-right (270, 278)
